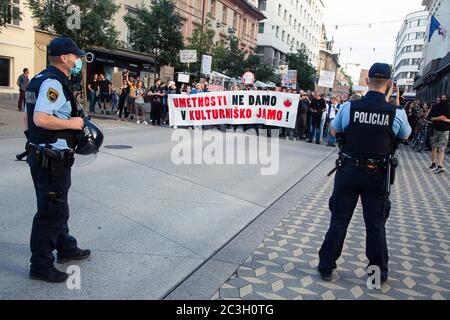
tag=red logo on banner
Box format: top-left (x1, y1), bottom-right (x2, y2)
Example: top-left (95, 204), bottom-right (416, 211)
top-left (283, 98), bottom-right (293, 108)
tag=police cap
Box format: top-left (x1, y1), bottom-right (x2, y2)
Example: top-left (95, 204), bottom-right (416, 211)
top-left (49, 37), bottom-right (86, 57)
top-left (369, 63), bottom-right (391, 79)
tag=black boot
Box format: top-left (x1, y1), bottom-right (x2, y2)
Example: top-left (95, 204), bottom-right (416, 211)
top-left (30, 267), bottom-right (68, 283)
top-left (57, 248), bottom-right (91, 264)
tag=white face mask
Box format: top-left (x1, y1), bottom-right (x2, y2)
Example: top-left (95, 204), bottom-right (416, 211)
top-left (64, 55), bottom-right (82, 75)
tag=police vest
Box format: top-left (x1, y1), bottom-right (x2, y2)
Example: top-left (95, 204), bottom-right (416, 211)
top-left (25, 66), bottom-right (78, 147)
top-left (342, 96), bottom-right (397, 159)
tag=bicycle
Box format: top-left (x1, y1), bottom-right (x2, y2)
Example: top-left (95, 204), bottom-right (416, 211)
top-left (411, 119), bottom-right (432, 152)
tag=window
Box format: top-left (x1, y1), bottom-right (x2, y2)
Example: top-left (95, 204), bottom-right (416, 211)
top-left (282, 30), bottom-right (285, 41)
top-left (289, 15), bottom-right (292, 25)
top-left (287, 34), bottom-right (290, 44)
top-left (258, 22), bottom-right (264, 33)
top-left (242, 18), bottom-right (247, 36)
top-left (250, 23), bottom-right (255, 38)
top-left (258, 0), bottom-right (267, 11)
top-left (278, 4), bottom-right (282, 15)
top-left (222, 6), bottom-right (227, 25)
top-left (5, 0), bottom-right (20, 26)
top-left (126, 7), bottom-right (138, 43)
top-left (276, 26), bottom-right (279, 38)
top-left (414, 44), bottom-right (423, 52)
top-left (210, 0), bottom-right (216, 17)
top-left (233, 12), bottom-right (238, 29)
top-left (284, 10), bottom-right (287, 20)
top-left (0, 57), bottom-right (11, 87)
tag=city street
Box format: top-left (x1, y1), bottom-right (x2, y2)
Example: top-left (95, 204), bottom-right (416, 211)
top-left (0, 104), bottom-right (449, 300)
top-left (0, 104), bottom-right (334, 299)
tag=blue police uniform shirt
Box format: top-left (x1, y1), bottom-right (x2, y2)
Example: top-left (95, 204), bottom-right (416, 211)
top-left (331, 100), bottom-right (412, 140)
top-left (31, 78), bottom-right (72, 150)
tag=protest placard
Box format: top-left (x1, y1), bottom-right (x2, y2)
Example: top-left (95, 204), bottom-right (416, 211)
top-left (168, 91), bottom-right (299, 128)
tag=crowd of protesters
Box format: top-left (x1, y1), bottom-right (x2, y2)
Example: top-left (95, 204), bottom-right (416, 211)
top-left (14, 66), bottom-right (450, 171)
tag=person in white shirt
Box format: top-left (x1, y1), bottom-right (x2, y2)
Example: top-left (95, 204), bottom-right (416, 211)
top-left (326, 97), bottom-right (338, 147)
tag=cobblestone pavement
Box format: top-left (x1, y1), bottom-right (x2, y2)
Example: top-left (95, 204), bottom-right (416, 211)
top-left (214, 146), bottom-right (450, 300)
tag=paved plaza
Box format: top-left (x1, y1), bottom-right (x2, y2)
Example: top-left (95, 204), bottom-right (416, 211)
top-left (0, 104), bottom-right (449, 300)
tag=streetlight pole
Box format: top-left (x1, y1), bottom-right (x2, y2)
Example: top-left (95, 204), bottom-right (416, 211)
top-left (199, 0), bottom-right (207, 82)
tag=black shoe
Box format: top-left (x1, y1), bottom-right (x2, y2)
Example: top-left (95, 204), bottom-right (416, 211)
top-left (319, 272), bottom-right (332, 282)
top-left (57, 249), bottom-right (91, 264)
top-left (429, 163), bottom-right (436, 170)
top-left (318, 268), bottom-right (332, 281)
top-left (307, 140), bottom-right (313, 143)
top-left (316, 141), bottom-right (321, 145)
top-left (30, 267), bottom-right (68, 283)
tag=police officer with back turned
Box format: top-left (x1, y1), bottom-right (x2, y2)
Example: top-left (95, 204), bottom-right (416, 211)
top-left (25, 37), bottom-right (92, 283)
top-left (318, 63), bottom-right (412, 283)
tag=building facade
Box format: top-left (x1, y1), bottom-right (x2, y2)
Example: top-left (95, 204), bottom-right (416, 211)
top-left (0, 0), bottom-right (159, 100)
top-left (174, 0), bottom-right (265, 56)
top-left (87, 0), bottom-right (157, 87)
top-left (414, 0), bottom-right (450, 103)
top-left (316, 24), bottom-right (340, 94)
top-left (393, 10), bottom-right (428, 99)
top-left (256, 0), bottom-right (324, 68)
top-left (0, 0), bottom-right (35, 101)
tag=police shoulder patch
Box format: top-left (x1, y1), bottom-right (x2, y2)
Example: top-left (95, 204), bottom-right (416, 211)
top-left (47, 88), bottom-right (59, 103)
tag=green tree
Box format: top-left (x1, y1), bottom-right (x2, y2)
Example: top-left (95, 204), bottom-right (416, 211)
top-left (286, 44), bottom-right (317, 90)
top-left (243, 54), bottom-right (279, 83)
top-left (0, 0), bottom-right (22, 31)
top-left (214, 28), bottom-right (245, 78)
top-left (28, 0), bottom-right (120, 111)
top-left (185, 16), bottom-right (215, 75)
top-left (28, 0), bottom-right (120, 49)
top-left (340, 68), bottom-right (354, 96)
top-left (124, 0), bottom-right (184, 74)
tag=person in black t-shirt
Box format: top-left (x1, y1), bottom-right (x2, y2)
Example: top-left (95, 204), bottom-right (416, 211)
top-left (98, 74), bottom-right (112, 114)
top-left (118, 78), bottom-right (129, 121)
top-left (308, 92), bottom-right (327, 144)
top-left (427, 95), bottom-right (450, 173)
top-left (87, 74), bottom-right (99, 113)
top-left (147, 78), bottom-right (165, 125)
top-left (295, 91), bottom-right (309, 140)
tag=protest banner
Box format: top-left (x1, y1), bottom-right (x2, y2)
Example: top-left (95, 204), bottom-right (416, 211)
top-left (281, 70), bottom-right (297, 89)
top-left (318, 70), bottom-right (336, 88)
top-left (242, 72), bottom-right (255, 85)
top-left (201, 55), bottom-right (212, 75)
top-left (168, 91), bottom-right (299, 128)
top-left (209, 74), bottom-right (225, 91)
top-left (112, 72), bottom-right (123, 90)
top-left (180, 50), bottom-right (198, 63)
top-left (177, 73), bottom-right (190, 83)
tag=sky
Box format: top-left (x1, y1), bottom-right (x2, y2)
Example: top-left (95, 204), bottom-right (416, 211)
top-left (322, 0), bottom-right (425, 82)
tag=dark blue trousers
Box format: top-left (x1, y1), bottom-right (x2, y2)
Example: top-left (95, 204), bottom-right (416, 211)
top-left (318, 162), bottom-right (391, 279)
top-left (28, 151), bottom-right (78, 276)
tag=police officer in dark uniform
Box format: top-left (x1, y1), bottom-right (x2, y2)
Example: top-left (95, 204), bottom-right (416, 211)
top-left (318, 63), bottom-right (412, 283)
top-left (25, 37), bottom-right (93, 283)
